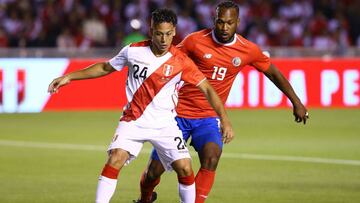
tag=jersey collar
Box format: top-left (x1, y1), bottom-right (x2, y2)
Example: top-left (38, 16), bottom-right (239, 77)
top-left (211, 30), bottom-right (237, 46)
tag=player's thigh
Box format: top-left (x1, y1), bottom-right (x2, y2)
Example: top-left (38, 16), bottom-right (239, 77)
top-left (150, 123), bottom-right (191, 171)
top-left (191, 117), bottom-right (223, 152)
top-left (149, 117), bottom-right (192, 161)
top-left (108, 122), bottom-right (147, 164)
top-left (175, 116), bottom-right (192, 141)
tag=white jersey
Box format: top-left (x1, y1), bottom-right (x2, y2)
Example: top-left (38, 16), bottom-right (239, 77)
top-left (109, 40), bottom-right (206, 128)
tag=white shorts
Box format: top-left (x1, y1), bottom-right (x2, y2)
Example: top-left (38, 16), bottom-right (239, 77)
top-left (108, 121), bottom-right (191, 171)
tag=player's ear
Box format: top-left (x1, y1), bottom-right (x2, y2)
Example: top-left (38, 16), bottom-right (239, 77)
top-left (237, 18), bottom-right (240, 27)
top-left (173, 27), bottom-right (176, 36)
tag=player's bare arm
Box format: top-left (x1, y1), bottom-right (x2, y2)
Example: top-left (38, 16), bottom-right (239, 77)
top-left (48, 62), bottom-right (115, 94)
top-left (197, 80), bottom-right (234, 144)
top-left (263, 63), bottom-right (309, 124)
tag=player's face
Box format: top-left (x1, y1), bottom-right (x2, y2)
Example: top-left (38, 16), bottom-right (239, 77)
top-left (214, 8), bottom-right (239, 43)
top-left (150, 22), bottom-right (176, 56)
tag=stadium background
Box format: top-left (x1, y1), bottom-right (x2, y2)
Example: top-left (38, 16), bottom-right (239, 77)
top-left (0, 0), bottom-right (359, 202)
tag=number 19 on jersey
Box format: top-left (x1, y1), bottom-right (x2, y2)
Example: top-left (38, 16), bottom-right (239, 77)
top-left (212, 66), bottom-right (227, 81)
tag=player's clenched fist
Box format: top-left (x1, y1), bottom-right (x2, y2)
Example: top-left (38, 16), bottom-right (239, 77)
top-left (48, 76), bottom-right (70, 94)
top-left (293, 103), bottom-right (309, 125)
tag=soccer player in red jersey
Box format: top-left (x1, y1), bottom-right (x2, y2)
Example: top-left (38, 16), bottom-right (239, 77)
top-left (136, 1), bottom-right (309, 203)
top-left (48, 9), bottom-right (233, 203)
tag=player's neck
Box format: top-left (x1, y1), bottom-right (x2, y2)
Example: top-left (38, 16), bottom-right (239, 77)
top-left (215, 35), bottom-right (235, 44)
top-left (150, 44), bottom-right (169, 57)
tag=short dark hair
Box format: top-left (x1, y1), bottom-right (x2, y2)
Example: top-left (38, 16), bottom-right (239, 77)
top-left (216, 1), bottom-right (239, 16)
top-left (151, 9), bottom-right (177, 26)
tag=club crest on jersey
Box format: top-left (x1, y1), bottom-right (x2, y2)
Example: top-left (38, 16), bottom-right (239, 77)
top-left (163, 64), bottom-right (174, 77)
top-left (203, 53), bottom-right (212, 59)
top-left (232, 57), bottom-right (241, 67)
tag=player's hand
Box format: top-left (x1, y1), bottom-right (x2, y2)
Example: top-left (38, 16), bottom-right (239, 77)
top-left (293, 103), bottom-right (309, 124)
top-left (221, 119), bottom-right (234, 144)
top-left (48, 76), bottom-right (70, 94)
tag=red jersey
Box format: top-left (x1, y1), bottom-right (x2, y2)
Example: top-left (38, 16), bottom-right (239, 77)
top-left (176, 29), bottom-right (271, 118)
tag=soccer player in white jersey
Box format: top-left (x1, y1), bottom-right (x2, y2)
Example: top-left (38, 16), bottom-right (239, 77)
top-left (48, 9), bottom-right (233, 203)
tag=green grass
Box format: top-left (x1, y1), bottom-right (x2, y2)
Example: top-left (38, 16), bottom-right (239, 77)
top-left (0, 109), bottom-right (359, 203)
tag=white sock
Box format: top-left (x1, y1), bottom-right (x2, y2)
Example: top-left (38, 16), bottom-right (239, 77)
top-left (95, 175), bottom-right (118, 203)
top-left (178, 183), bottom-right (195, 203)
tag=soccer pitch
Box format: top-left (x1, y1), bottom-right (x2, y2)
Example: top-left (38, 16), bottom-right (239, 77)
top-left (0, 109), bottom-right (359, 203)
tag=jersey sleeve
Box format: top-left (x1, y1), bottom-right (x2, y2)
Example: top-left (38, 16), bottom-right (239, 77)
top-left (181, 57), bottom-right (206, 86)
top-left (176, 34), bottom-right (194, 55)
top-left (250, 44), bottom-right (271, 72)
top-left (108, 45), bottom-right (129, 71)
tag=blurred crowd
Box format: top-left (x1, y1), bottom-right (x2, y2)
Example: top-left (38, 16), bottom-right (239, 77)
top-left (0, 0), bottom-right (359, 53)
